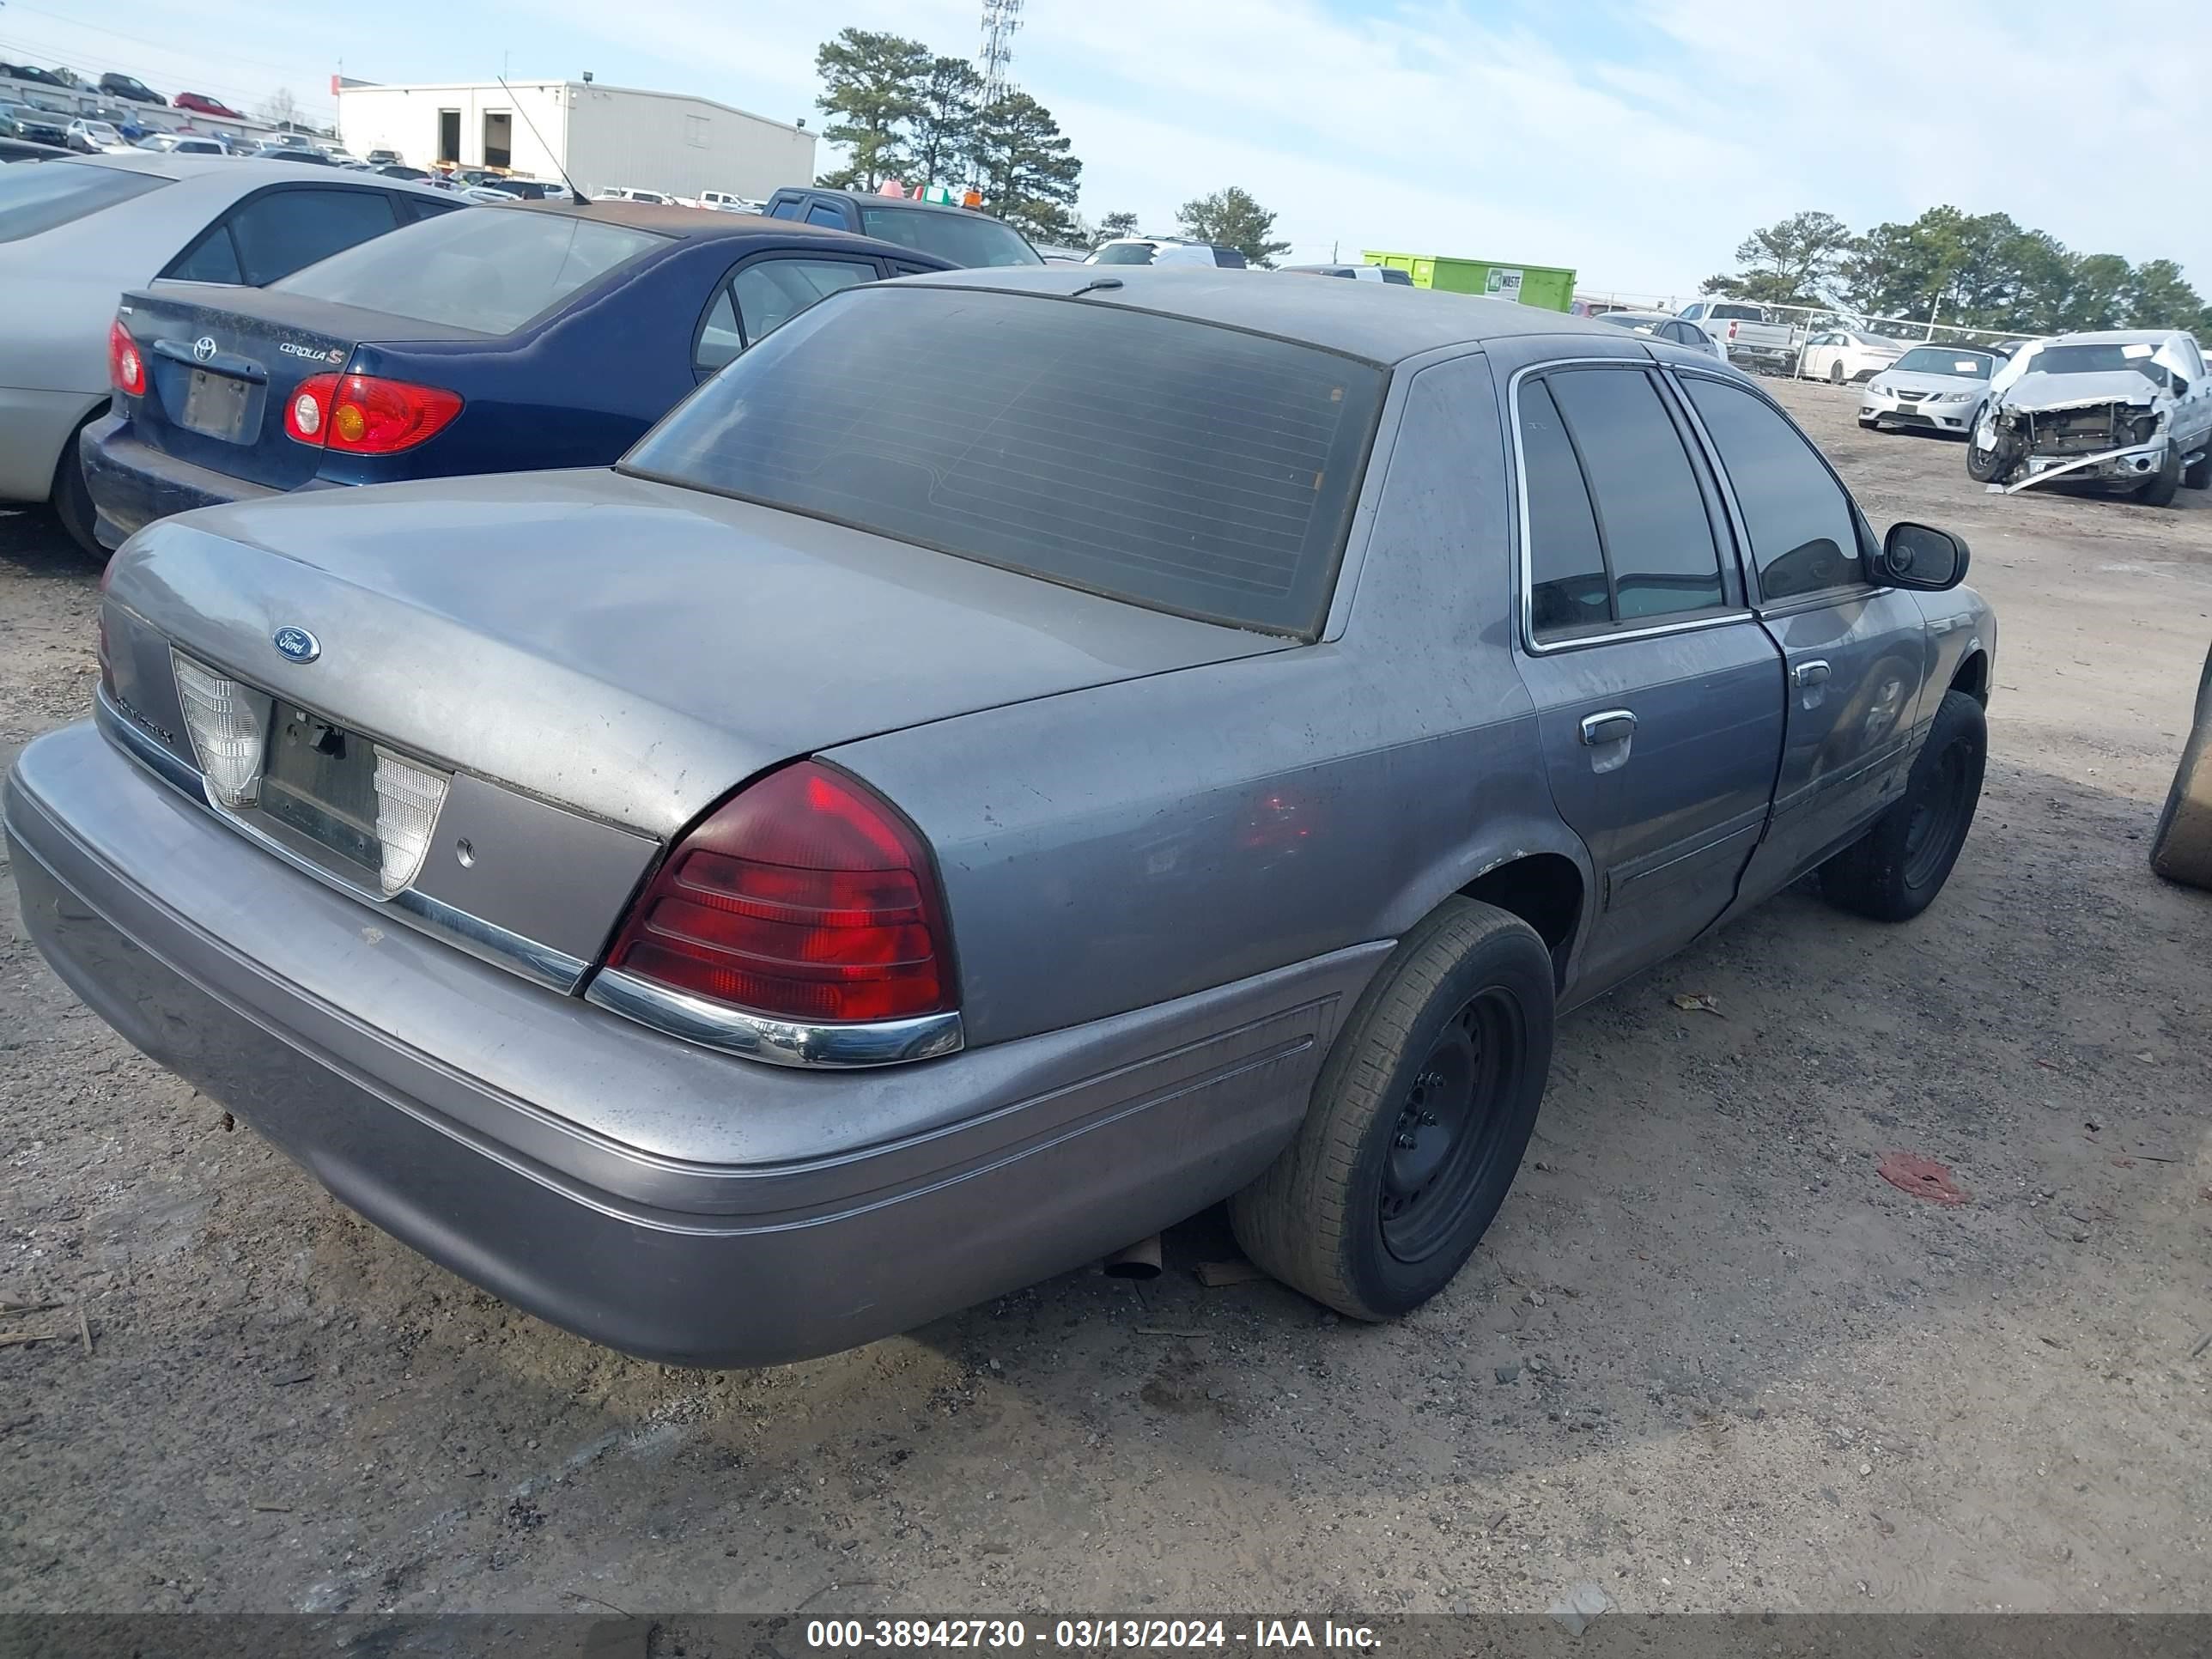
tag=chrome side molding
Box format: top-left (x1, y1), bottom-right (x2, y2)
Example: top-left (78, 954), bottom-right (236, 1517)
top-left (586, 969), bottom-right (965, 1069)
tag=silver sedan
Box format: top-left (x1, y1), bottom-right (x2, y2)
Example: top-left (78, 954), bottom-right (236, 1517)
top-left (0, 153), bottom-right (458, 556)
top-left (1858, 345), bottom-right (2002, 437)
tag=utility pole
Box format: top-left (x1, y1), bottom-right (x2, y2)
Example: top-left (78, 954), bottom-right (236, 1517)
top-left (978, 0), bottom-right (1023, 106)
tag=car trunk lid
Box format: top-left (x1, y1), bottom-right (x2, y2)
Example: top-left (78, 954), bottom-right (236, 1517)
top-left (116, 284), bottom-right (483, 489)
top-left (106, 466), bottom-right (1292, 857)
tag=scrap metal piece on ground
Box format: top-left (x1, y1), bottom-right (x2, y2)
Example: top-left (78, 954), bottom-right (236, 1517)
top-left (2150, 641), bottom-right (2212, 890)
top-left (1877, 1152), bottom-right (1970, 1206)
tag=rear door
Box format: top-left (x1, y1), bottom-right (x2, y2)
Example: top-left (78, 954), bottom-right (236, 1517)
top-left (1675, 369), bottom-right (1929, 903)
top-left (1501, 349), bottom-right (1785, 993)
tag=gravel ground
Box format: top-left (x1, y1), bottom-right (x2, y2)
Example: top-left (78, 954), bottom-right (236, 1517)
top-left (2, 380), bottom-right (2209, 1619)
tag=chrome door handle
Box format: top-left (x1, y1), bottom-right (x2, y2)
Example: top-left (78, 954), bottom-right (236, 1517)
top-left (1794, 659), bottom-right (1832, 688)
top-left (1579, 709), bottom-right (1638, 746)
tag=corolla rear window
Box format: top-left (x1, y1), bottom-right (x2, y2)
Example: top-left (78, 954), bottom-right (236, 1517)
top-left (625, 286), bottom-right (1385, 636)
top-left (857, 204), bottom-right (1043, 267)
top-left (0, 161), bottom-right (167, 243)
top-left (273, 209), bottom-right (665, 333)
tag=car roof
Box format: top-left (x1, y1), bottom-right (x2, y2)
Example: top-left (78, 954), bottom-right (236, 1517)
top-left (898, 265), bottom-right (1637, 365)
top-left (497, 198), bottom-right (945, 255)
top-left (51, 151), bottom-right (450, 196)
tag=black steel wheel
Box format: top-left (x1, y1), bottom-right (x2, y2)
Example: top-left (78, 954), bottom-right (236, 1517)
top-left (1231, 897), bottom-right (1555, 1321)
top-left (1822, 689), bottom-right (1986, 922)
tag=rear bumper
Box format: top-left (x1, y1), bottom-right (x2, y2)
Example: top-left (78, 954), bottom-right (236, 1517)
top-left (79, 414), bottom-right (286, 550)
top-left (5, 721), bottom-right (1380, 1366)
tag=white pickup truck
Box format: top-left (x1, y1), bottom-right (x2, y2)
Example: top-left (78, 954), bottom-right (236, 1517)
top-left (1676, 300), bottom-right (1796, 374)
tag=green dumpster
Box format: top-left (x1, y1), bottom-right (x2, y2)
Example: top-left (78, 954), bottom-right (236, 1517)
top-left (1360, 252), bottom-right (1577, 313)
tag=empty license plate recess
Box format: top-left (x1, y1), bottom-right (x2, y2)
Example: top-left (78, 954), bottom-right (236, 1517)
top-left (179, 368), bottom-right (253, 441)
top-left (258, 708), bottom-right (381, 875)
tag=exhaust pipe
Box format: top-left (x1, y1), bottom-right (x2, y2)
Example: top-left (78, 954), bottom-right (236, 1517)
top-left (1102, 1234), bottom-right (1163, 1279)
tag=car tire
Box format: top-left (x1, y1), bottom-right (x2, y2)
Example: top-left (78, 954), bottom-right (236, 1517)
top-left (50, 430), bottom-right (106, 564)
top-left (1820, 690), bottom-right (1986, 923)
top-left (1828, 360), bottom-right (1846, 385)
top-left (1966, 425), bottom-right (2018, 484)
top-left (2185, 440), bottom-right (2212, 491)
top-left (2137, 441), bottom-right (2184, 507)
top-left (1229, 897), bottom-right (1555, 1322)
top-left (2149, 641), bottom-right (2212, 890)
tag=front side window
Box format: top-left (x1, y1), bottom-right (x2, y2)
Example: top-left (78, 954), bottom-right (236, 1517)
top-left (624, 284), bottom-right (1383, 636)
top-left (1682, 375), bottom-right (1866, 602)
top-left (1520, 368), bottom-right (1726, 640)
top-left (731, 256), bottom-right (875, 344)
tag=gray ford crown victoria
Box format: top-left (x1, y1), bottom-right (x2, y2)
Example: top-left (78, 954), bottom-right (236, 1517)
top-left (5, 268), bottom-right (1996, 1365)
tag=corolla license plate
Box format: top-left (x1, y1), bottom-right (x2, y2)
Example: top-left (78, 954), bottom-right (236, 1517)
top-left (258, 708), bottom-right (380, 875)
top-left (179, 368), bottom-right (253, 441)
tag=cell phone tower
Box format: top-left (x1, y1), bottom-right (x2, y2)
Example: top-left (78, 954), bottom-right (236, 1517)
top-left (979, 0), bottom-right (1023, 106)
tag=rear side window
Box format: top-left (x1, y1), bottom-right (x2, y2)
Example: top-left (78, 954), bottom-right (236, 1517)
top-left (1212, 247), bottom-right (1249, 269)
top-left (732, 256), bottom-right (875, 343)
top-left (768, 198), bottom-right (803, 220)
top-left (1681, 376), bottom-right (1866, 601)
top-left (858, 204), bottom-right (1043, 267)
top-left (0, 161), bottom-right (167, 243)
top-left (805, 203), bottom-right (848, 229)
top-left (397, 193), bottom-right (462, 224)
top-left (625, 285), bottom-right (1384, 636)
top-left (1520, 368), bottom-right (1728, 641)
top-left (224, 187), bottom-right (398, 284)
top-left (274, 209), bottom-right (665, 333)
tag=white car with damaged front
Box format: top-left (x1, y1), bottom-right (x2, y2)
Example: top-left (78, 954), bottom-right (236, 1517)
top-left (1967, 330), bottom-right (2212, 506)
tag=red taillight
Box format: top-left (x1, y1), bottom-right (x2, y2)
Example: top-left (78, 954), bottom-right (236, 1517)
top-left (107, 319), bottom-right (145, 397)
top-left (283, 372), bottom-right (460, 453)
top-left (605, 761), bottom-right (956, 1024)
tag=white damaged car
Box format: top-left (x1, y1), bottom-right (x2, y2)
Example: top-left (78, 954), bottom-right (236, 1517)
top-left (1967, 330), bottom-right (2212, 505)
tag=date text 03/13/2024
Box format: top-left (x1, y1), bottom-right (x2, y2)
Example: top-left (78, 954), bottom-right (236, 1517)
top-left (803, 1620), bottom-right (1382, 1650)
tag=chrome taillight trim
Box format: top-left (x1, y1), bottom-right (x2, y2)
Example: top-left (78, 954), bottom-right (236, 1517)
top-left (585, 968), bottom-right (964, 1070)
top-left (94, 687), bottom-right (589, 994)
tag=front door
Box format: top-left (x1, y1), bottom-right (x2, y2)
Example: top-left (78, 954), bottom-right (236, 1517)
top-left (1505, 361), bottom-right (1785, 994)
top-left (1675, 372), bottom-right (1929, 902)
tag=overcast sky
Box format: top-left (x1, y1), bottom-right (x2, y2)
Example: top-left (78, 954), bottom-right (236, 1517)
top-left (4, 0), bottom-right (2203, 301)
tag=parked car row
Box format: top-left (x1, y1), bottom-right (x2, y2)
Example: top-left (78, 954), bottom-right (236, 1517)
top-left (2, 59), bottom-right (245, 118)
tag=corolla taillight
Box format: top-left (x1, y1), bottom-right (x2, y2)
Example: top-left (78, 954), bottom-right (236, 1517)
top-left (108, 319), bottom-right (145, 397)
top-left (370, 747), bottom-right (450, 896)
top-left (284, 373), bottom-right (461, 453)
top-left (604, 762), bottom-right (957, 1024)
top-left (170, 653), bottom-right (263, 807)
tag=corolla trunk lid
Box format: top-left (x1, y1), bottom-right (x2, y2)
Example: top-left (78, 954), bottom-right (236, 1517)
top-left (105, 467), bottom-right (1291, 846)
top-left (116, 285), bottom-right (480, 489)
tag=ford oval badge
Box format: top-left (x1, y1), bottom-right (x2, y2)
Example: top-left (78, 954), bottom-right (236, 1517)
top-left (272, 625), bottom-right (320, 664)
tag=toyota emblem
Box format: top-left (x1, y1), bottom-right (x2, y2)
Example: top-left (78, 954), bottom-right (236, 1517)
top-left (192, 336), bottom-right (216, 363)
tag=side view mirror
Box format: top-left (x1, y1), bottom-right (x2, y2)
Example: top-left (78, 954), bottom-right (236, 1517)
top-left (1879, 521), bottom-right (1969, 591)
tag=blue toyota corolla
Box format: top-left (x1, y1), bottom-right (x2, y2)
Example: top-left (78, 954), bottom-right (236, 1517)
top-left (81, 201), bottom-right (953, 550)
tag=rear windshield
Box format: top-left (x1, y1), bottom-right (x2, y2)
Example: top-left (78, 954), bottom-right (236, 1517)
top-left (624, 286), bottom-right (1385, 636)
top-left (0, 160), bottom-right (167, 243)
top-left (274, 209), bottom-right (665, 333)
top-left (1711, 303), bottom-right (1765, 321)
top-left (857, 203), bottom-right (1042, 268)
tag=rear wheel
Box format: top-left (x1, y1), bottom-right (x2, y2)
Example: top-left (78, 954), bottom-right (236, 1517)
top-left (50, 432), bottom-right (105, 564)
top-left (1821, 690), bottom-right (1986, 922)
top-left (1827, 359), bottom-right (1846, 385)
top-left (2138, 441), bottom-right (2183, 507)
top-left (1231, 898), bottom-right (1554, 1321)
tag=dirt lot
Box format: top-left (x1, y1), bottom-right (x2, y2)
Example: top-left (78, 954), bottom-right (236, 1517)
top-left (3, 380), bottom-right (2209, 1620)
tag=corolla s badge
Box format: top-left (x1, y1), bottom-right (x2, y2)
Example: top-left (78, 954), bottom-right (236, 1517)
top-left (191, 336), bottom-right (216, 363)
top-left (271, 626), bottom-right (320, 664)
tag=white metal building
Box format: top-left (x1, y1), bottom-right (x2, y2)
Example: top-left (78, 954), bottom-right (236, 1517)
top-left (336, 79), bottom-right (816, 201)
